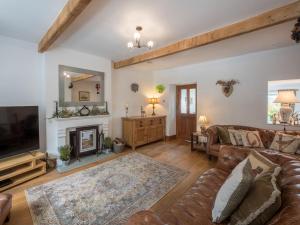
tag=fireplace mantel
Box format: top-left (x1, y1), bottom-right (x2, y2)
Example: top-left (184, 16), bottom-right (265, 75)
top-left (52, 114), bottom-right (110, 121)
top-left (47, 115), bottom-right (111, 156)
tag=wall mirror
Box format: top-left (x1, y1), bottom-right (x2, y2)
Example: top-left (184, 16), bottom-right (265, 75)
top-left (59, 65), bottom-right (105, 107)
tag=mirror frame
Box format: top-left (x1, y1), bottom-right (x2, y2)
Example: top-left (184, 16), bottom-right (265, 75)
top-left (59, 65), bottom-right (105, 107)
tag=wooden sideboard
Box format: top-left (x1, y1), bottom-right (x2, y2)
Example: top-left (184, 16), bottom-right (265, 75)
top-left (122, 116), bottom-right (166, 150)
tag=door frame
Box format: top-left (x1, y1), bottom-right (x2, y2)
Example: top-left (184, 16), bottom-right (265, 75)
top-left (176, 83), bottom-right (197, 140)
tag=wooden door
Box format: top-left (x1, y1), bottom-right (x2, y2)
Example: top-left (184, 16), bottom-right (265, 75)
top-left (176, 84), bottom-right (197, 141)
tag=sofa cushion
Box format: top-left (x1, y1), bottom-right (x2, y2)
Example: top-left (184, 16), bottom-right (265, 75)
top-left (212, 159), bottom-right (254, 223)
top-left (228, 129), bottom-right (244, 146)
top-left (217, 126), bottom-right (231, 145)
top-left (230, 168), bottom-right (281, 225)
top-left (247, 150), bottom-right (279, 178)
top-left (270, 132), bottom-right (300, 154)
top-left (240, 130), bottom-right (264, 148)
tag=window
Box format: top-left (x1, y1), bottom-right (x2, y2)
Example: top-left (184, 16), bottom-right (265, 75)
top-left (268, 79), bottom-right (300, 124)
top-left (189, 88), bottom-right (196, 114)
top-left (180, 89), bottom-right (187, 114)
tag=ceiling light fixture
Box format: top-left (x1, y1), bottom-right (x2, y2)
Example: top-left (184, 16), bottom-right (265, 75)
top-left (127, 26), bottom-right (154, 50)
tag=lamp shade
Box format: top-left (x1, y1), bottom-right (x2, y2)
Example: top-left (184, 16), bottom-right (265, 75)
top-left (148, 97), bottom-right (159, 104)
top-left (198, 115), bottom-right (208, 125)
top-left (274, 89), bottom-right (299, 104)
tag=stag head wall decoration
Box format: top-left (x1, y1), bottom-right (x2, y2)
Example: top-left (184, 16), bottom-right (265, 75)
top-left (216, 79), bottom-right (239, 97)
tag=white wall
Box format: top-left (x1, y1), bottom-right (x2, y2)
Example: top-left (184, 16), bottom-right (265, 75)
top-left (44, 47), bottom-right (112, 152)
top-left (0, 35), bottom-right (46, 149)
top-left (153, 45), bottom-right (300, 135)
top-left (112, 68), bottom-right (154, 138)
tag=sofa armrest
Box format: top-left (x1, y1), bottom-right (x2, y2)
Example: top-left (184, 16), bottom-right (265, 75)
top-left (126, 210), bottom-right (165, 225)
top-left (207, 126), bottom-right (220, 156)
top-left (216, 146), bottom-right (250, 172)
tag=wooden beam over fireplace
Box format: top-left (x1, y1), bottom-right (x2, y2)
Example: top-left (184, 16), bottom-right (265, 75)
top-left (113, 1), bottom-right (300, 69)
top-left (38, 0), bottom-right (92, 53)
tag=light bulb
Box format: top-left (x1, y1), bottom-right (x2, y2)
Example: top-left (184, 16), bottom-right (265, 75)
top-left (147, 40), bottom-right (154, 49)
top-left (127, 42), bottom-right (134, 49)
top-left (134, 32), bottom-right (141, 41)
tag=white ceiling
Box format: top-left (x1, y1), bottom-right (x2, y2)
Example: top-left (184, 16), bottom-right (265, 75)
top-left (0, 0), bottom-right (297, 64)
top-left (0, 0), bottom-right (68, 42)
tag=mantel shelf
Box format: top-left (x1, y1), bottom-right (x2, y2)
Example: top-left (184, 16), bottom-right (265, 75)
top-left (50, 114), bottom-right (111, 122)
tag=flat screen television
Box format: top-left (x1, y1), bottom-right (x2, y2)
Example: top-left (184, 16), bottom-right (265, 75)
top-left (0, 106), bottom-right (39, 159)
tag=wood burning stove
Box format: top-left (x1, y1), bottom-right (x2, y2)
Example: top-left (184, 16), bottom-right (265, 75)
top-left (69, 126), bottom-right (101, 160)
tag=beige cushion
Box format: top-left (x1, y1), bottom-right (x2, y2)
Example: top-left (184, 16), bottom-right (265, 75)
top-left (247, 150), bottom-right (279, 178)
top-left (228, 129), bottom-right (244, 146)
top-left (230, 167), bottom-right (281, 225)
top-left (240, 130), bottom-right (264, 148)
top-left (270, 132), bottom-right (300, 154)
top-left (212, 159), bottom-right (254, 223)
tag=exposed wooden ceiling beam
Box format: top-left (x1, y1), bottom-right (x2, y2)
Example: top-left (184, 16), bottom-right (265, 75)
top-left (114, 1), bottom-right (300, 69)
top-left (38, 0), bottom-right (92, 53)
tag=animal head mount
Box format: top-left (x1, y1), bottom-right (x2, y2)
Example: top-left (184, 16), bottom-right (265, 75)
top-left (216, 79), bottom-right (239, 97)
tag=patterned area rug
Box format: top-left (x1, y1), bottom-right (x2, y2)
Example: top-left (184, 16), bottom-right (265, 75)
top-left (26, 153), bottom-right (188, 225)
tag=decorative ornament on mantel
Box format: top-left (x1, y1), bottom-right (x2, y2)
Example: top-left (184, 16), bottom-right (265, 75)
top-left (127, 26), bottom-right (154, 50)
top-left (291, 17), bottom-right (300, 43)
top-left (216, 79), bottom-right (239, 97)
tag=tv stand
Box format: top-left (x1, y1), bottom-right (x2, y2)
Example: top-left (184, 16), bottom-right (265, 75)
top-left (0, 151), bottom-right (46, 191)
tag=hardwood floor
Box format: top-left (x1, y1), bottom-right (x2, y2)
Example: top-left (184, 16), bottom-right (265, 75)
top-left (3, 140), bottom-right (216, 225)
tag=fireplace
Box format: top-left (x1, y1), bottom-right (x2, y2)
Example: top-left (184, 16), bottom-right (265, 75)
top-left (70, 126), bottom-right (101, 160)
top-left (46, 115), bottom-right (110, 157)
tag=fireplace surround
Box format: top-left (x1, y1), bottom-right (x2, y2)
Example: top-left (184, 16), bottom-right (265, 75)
top-left (47, 115), bottom-right (110, 157)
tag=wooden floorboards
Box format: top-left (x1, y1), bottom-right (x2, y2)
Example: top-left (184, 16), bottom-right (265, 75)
top-left (3, 140), bottom-right (216, 225)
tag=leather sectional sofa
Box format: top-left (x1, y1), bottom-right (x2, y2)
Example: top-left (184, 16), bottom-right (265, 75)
top-left (206, 125), bottom-right (300, 158)
top-left (0, 193), bottom-right (12, 225)
top-left (126, 147), bottom-right (300, 225)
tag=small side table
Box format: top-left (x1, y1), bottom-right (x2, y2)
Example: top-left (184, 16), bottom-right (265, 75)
top-left (191, 132), bottom-right (208, 152)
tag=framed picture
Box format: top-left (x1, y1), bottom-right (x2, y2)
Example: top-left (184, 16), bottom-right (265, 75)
top-left (79, 91), bottom-right (90, 101)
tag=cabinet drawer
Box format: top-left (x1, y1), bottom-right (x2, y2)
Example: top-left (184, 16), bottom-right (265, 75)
top-left (135, 120), bottom-right (145, 128)
top-left (147, 118), bottom-right (155, 126)
top-left (156, 118), bottom-right (164, 125)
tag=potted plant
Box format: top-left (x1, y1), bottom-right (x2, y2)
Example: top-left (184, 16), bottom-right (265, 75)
top-left (58, 145), bottom-right (72, 166)
top-left (103, 137), bottom-right (113, 154)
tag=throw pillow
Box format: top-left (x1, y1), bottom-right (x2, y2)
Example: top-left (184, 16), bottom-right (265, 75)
top-left (212, 159), bottom-right (254, 223)
top-left (228, 129), bottom-right (244, 146)
top-left (270, 132), bottom-right (300, 154)
top-left (247, 150), bottom-right (279, 178)
top-left (240, 130), bottom-right (264, 148)
top-left (230, 168), bottom-right (282, 225)
top-left (217, 126), bottom-right (231, 145)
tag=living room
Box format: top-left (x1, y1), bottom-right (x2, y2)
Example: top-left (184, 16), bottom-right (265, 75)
top-left (0, 0), bottom-right (300, 225)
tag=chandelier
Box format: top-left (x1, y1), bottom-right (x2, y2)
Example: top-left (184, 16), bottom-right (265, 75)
top-left (127, 26), bottom-right (154, 49)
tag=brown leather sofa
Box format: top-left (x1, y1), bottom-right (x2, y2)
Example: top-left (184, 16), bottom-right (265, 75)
top-left (206, 125), bottom-right (300, 158)
top-left (0, 193), bottom-right (12, 225)
top-left (126, 147), bottom-right (300, 225)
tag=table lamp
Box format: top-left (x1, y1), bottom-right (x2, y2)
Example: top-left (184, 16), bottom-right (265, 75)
top-left (148, 97), bottom-right (160, 116)
top-left (274, 89), bottom-right (299, 124)
top-left (198, 115), bottom-right (208, 133)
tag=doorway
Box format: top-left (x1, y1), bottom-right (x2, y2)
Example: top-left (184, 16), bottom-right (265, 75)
top-left (176, 84), bottom-right (197, 141)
